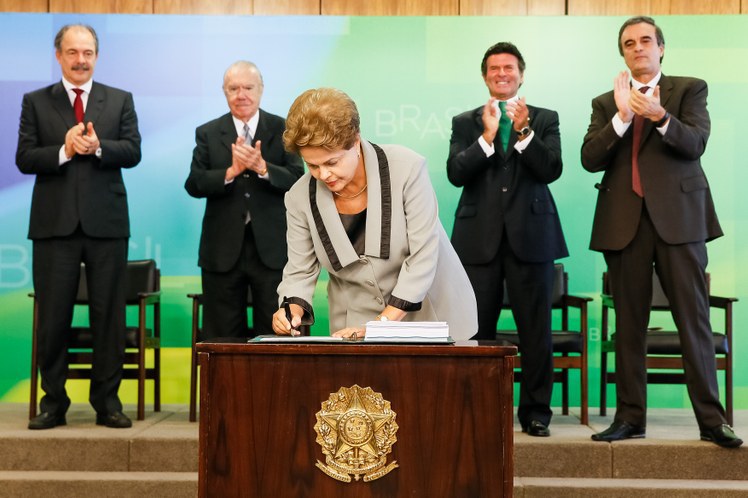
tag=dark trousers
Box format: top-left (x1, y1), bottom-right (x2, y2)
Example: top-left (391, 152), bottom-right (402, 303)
top-left (604, 208), bottom-right (726, 429)
top-left (33, 230), bottom-right (127, 416)
top-left (464, 237), bottom-right (555, 427)
top-left (201, 222), bottom-right (282, 339)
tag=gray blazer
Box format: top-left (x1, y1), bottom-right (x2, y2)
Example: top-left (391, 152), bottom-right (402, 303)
top-left (277, 140), bottom-right (478, 340)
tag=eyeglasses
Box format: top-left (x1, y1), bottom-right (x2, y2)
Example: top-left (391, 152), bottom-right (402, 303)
top-left (225, 85), bottom-right (257, 96)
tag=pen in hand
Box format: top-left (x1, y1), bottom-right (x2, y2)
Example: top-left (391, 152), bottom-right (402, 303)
top-left (283, 296), bottom-right (300, 337)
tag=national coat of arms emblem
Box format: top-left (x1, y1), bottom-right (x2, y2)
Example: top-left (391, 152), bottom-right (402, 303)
top-left (314, 385), bottom-right (399, 482)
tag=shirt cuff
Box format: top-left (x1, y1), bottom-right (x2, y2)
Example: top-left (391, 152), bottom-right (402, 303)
top-left (224, 168), bottom-right (235, 185)
top-left (513, 130), bottom-right (534, 152)
top-left (478, 135), bottom-right (495, 158)
top-left (612, 113), bottom-right (631, 137)
top-left (58, 145), bottom-right (72, 166)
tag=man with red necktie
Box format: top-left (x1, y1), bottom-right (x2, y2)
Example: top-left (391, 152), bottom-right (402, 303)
top-left (581, 16), bottom-right (741, 448)
top-left (16, 24), bottom-right (141, 430)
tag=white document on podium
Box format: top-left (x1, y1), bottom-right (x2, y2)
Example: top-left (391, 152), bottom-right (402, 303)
top-left (364, 321), bottom-right (452, 343)
top-left (252, 335), bottom-right (344, 343)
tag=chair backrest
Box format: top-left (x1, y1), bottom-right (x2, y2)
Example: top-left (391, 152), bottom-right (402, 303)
top-left (124, 259), bottom-right (158, 301)
top-left (550, 263), bottom-right (566, 307)
top-left (74, 259), bottom-right (158, 303)
top-left (502, 263), bottom-right (566, 307)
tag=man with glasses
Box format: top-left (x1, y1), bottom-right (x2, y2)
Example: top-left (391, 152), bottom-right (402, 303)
top-left (185, 61), bottom-right (303, 338)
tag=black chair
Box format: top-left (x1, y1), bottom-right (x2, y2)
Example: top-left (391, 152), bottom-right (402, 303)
top-left (29, 259), bottom-right (161, 421)
top-left (600, 271), bottom-right (735, 425)
top-left (496, 263), bottom-right (591, 424)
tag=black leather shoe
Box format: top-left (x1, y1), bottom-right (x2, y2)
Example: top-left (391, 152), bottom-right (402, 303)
top-left (700, 424), bottom-right (743, 449)
top-left (96, 411), bottom-right (132, 428)
top-left (28, 412), bottom-right (66, 430)
top-left (526, 420), bottom-right (550, 437)
top-left (591, 421), bottom-right (645, 442)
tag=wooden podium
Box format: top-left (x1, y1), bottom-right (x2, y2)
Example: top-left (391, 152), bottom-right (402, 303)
top-left (196, 339), bottom-right (516, 497)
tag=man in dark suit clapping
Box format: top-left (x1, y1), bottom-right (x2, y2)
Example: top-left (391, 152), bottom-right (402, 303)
top-left (582, 16), bottom-right (741, 448)
top-left (447, 42), bottom-right (568, 438)
top-left (17, 24), bottom-right (141, 430)
top-left (185, 61), bottom-right (303, 339)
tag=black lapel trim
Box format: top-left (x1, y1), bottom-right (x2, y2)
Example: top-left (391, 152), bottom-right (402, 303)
top-left (309, 179), bottom-right (343, 271)
top-left (370, 142), bottom-right (391, 259)
top-left (308, 142), bottom-right (391, 271)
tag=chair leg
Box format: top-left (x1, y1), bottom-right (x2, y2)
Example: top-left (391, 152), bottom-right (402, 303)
top-left (725, 355), bottom-right (733, 427)
top-left (137, 304), bottom-right (146, 421)
top-left (189, 347), bottom-right (198, 423)
top-left (138, 354), bottom-right (145, 421)
top-left (155, 303), bottom-right (162, 414)
top-left (580, 358), bottom-right (589, 425)
top-left (600, 349), bottom-right (608, 417)
top-left (561, 364), bottom-right (569, 416)
top-left (154, 346), bottom-right (161, 413)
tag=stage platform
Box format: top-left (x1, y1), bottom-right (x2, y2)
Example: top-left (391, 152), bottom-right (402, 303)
top-left (0, 403), bottom-right (745, 497)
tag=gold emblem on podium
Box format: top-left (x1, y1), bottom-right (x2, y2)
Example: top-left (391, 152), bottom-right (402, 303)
top-left (314, 385), bottom-right (398, 482)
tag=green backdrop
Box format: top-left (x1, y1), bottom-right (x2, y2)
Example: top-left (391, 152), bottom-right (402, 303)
top-left (0, 14), bottom-right (745, 412)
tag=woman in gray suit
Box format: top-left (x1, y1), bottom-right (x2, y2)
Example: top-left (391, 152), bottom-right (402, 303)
top-left (272, 88), bottom-right (477, 340)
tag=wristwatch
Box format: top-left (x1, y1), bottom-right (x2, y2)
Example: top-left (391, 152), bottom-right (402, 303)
top-left (95, 147), bottom-right (102, 159)
top-left (376, 314), bottom-right (389, 321)
top-left (516, 126), bottom-right (531, 139)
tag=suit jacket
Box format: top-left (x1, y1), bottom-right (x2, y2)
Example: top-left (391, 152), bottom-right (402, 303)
top-left (185, 110), bottom-right (304, 272)
top-left (581, 75), bottom-right (723, 250)
top-left (447, 104), bottom-right (568, 264)
top-left (277, 140), bottom-right (478, 340)
top-left (16, 81), bottom-right (141, 239)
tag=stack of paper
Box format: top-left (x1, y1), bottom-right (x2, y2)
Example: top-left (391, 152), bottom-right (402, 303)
top-left (364, 321), bottom-right (452, 343)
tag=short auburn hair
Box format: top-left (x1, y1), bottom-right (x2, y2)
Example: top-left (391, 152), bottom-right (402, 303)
top-left (283, 88), bottom-right (360, 154)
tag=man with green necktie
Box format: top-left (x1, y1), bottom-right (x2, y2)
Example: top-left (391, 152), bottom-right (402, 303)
top-left (447, 41), bottom-right (567, 438)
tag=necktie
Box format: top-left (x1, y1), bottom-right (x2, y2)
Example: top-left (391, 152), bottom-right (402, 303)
top-left (498, 101), bottom-right (511, 151)
top-left (631, 86), bottom-right (649, 197)
top-left (72, 88), bottom-right (84, 123)
top-left (242, 123), bottom-right (252, 224)
top-left (243, 123), bottom-right (252, 144)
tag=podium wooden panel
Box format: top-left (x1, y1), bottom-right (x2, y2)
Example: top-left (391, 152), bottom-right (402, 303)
top-left (197, 339), bottom-right (516, 497)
